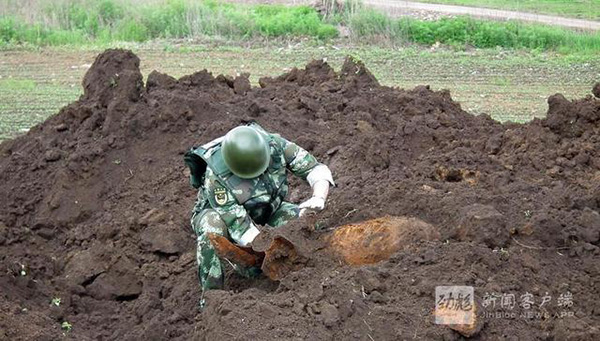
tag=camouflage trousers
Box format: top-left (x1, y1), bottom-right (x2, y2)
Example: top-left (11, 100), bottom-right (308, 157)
top-left (191, 201), bottom-right (299, 292)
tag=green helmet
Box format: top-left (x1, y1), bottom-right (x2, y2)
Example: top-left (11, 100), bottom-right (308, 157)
top-left (221, 126), bottom-right (270, 179)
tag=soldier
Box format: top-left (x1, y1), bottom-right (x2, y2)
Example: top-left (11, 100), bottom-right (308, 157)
top-left (184, 122), bottom-right (335, 295)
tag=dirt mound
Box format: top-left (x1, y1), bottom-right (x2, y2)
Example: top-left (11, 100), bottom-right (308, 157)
top-left (1, 49), bottom-right (599, 340)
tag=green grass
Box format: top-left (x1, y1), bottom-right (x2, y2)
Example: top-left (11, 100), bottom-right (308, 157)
top-left (0, 78), bottom-right (37, 90)
top-left (344, 9), bottom-right (600, 53)
top-left (1, 44), bottom-right (598, 140)
top-left (1, 0), bottom-right (599, 53)
top-left (414, 0), bottom-right (600, 21)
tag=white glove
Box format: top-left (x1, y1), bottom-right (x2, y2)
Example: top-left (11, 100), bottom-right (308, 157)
top-left (233, 223), bottom-right (260, 246)
top-left (299, 196), bottom-right (326, 217)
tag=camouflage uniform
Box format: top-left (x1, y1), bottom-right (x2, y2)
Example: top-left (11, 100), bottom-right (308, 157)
top-left (184, 123), bottom-right (322, 291)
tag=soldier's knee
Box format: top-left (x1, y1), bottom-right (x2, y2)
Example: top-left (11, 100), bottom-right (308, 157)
top-left (192, 209), bottom-right (227, 236)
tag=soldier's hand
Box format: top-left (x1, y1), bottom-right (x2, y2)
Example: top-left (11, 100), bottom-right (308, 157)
top-left (299, 196), bottom-right (325, 217)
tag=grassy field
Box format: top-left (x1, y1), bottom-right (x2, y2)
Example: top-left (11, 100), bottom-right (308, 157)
top-left (1, 43), bottom-right (598, 140)
top-left (415, 0), bottom-right (600, 20)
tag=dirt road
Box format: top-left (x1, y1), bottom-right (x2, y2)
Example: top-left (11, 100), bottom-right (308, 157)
top-left (365, 1), bottom-right (600, 30)
top-left (227, 0), bottom-right (600, 30)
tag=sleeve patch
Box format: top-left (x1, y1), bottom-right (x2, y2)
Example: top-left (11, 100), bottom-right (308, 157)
top-left (214, 188), bottom-right (228, 206)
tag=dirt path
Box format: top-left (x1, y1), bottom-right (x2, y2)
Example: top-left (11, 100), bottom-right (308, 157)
top-left (365, 1), bottom-right (600, 30)
top-left (225, 0), bottom-right (600, 30)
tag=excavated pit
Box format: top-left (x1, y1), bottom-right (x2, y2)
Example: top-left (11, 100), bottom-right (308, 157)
top-left (0, 49), bottom-right (599, 340)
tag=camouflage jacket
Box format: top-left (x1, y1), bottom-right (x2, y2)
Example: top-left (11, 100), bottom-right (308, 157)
top-left (184, 122), bottom-right (320, 227)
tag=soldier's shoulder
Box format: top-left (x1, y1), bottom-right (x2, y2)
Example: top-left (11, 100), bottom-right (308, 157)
top-left (268, 132), bottom-right (285, 143)
top-left (203, 169), bottom-right (219, 189)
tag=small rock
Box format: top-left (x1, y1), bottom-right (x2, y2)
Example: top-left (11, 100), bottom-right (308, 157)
top-left (233, 73), bottom-right (251, 95)
top-left (215, 74), bottom-right (234, 87)
top-left (582, 242), bottom-right (597, 252)
top-left (146, 70), bottom-right (177, 91)
top-left (422, 184), bottom-right (436, 192)
top-left (64, 247), bottom-right (107, 285)
top-left (318, 302), bottom-right (339, 327)
top-left (578, 209), bottom-right (600, 243)
top-left (546, 166), bottom-right (561, 177)
top-left (158, 269), bottom-right (169, 279)
top-left (141, 224), bottom-right (188, 255)
top-left (520, 253), bottom-right (540, 272)
top-left (36, 228), bottom-right (55, 240)
top-left (356, 120), bottom-right (374, 134)
top-left (219, 306), bottom-right (232, 316)
top-left (299, 96), bottom-right (321, 112)
top-left (48, 195), bottom-right (61, 210)
top-left (258, 76), bottom-right (273, 88)
top-left (55, 123), bottom-right (68, 132)
top-left (44, 149), bottom-right (62, 162)
top-left (107, 135), bottom-right (116, 147)
top-left (86, 257), bottom-right (142, 300)
top-left (138, 209), bottom-right (167, 225)
top-left (363, 276), bottom-right (383, 294)
top-left (485, 134), bottom-right (503, 154)
top-left (292, 302), bottom-right (305, 315)
top-left (0, 223), bottom-right (7, 245)
top-left (434, 300), bottom-right (483, 338)
top-left (257, 302), bottom-right (278, 319)
top-left (326, 146), bottom-right (340, 156)
top-left (518, 222), bottom-right (535, 236)
top-left (455, 204), bottom-right (509, 248)
top-left (593, 83), bottom-right (600, 98)
top-left (369, 290), bottom-right (388, 303)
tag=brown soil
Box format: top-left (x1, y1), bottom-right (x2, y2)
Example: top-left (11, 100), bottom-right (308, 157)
top-left (1, 49), bottom-right (599, 340)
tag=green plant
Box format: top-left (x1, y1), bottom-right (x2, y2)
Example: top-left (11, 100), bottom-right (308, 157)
top-left (61, 321), bottom-right (72, 332)
top-left (51, 297), bottom-right (61, 307)
top-left (114, 20), bottom-right (148, 42)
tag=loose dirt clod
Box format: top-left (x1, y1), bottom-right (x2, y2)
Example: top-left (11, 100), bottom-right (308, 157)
top-left (1, 49), bottom-right (599, 340)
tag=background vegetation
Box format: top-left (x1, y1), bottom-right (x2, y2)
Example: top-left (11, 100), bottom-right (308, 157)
top-left (1, 0), bottom-right (599, 53)
top-left (0, 0), bottom-right (338, 44)
top-left (340, 6), bottom-right (600, 53)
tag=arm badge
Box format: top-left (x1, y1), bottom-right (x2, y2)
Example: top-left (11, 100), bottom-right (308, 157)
top-left (214, 188), bottom-right (228, 205)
